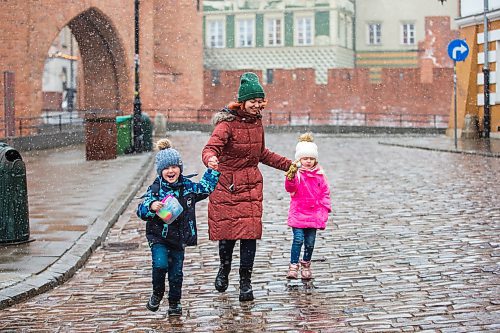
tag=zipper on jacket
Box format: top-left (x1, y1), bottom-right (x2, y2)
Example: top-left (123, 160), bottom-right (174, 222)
top-left (189, 221), bottom-right (195, 236)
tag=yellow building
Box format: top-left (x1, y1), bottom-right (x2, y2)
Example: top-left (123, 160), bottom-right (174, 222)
top-left (453, 1), bottom-right (500, 138)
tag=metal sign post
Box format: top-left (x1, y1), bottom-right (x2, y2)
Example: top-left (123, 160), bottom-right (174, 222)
top-left (447, 39), bottom-right (470, 149)
top-left (453, 61), bottom-right (458, 149)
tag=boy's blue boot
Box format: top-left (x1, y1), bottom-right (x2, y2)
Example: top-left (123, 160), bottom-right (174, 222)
top-left (146, 294), bottom-right (162, 312)
top-left (167, 300), bottom-right (182, 316)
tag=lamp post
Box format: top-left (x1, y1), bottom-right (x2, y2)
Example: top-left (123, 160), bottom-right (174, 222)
top-left (483, 0), bottom-right (491, 138)
top-left (133, 0), bottom-right (143, 153)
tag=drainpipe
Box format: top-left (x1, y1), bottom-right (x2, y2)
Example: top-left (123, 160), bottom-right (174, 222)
top-left (483, 0), bottom-right (491, 138)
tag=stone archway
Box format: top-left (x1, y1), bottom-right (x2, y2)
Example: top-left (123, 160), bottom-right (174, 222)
top-left (68, 7), bottom-right (128, 111)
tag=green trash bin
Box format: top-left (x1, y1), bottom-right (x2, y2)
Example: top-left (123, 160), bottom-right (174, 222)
top-left (0, 143), bottom-right (30, 244)
top-left (116, 115), bottom-right (133, 155)
top-left (141, 114), bottom-right (153, 152)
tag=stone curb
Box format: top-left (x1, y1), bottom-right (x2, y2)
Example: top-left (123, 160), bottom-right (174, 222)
top-left (0, 153), bottom-right (154, 310)
top-left (378, 142), bottom-right (500, 158)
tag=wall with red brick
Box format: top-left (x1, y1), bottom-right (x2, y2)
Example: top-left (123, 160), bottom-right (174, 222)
top-left (0, 0), bottom-right (203, 136)
top-left (151, 0), bottom-right (204, 113)
top-left (202, 66), bottom-right (453, 127)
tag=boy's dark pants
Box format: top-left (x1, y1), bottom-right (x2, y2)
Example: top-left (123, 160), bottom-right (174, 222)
top-left (150, 243), bottom-right (185, 303)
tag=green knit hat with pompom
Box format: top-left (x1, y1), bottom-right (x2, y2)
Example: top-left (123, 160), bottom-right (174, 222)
top-left (237, 72), bottom-right (265, 102)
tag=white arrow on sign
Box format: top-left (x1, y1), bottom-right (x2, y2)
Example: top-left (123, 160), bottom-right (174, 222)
top-left (453, 43), bottom-right (467, 60)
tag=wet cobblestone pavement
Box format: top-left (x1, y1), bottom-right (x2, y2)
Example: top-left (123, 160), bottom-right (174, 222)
top-left (0, 132), bottom-right (499, 332)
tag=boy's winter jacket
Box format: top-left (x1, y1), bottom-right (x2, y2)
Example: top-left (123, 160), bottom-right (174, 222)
top-left (202, 109), bottom-right (291, 241)
top-left (285, 165), bottom-right (331, 229)
top-left (137, 169), bottom-right (220, 250)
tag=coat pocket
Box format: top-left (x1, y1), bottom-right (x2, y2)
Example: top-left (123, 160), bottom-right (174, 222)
top-left (218, 172), bottom-right (234, 192)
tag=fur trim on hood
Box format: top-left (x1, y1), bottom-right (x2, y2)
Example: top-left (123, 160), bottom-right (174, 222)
top-left (212, 107), bottom-right (237, 125)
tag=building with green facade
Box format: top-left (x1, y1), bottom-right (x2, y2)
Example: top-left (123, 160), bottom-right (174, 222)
top-left (203, 0), bottom-right (355, 84)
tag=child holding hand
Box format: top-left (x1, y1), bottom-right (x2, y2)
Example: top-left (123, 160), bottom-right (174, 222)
top-left (284, 133), bottom-right (332, 280)
top-left (137, 139), bottom-right (220, 316)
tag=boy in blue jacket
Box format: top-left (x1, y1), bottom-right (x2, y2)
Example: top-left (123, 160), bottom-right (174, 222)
top-left (137, 139), bottom-right (220, 316)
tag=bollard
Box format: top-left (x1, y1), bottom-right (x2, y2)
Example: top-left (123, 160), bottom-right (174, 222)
top-left (154, 113), bottom-right (167, 138)
top-left (462, 114), bottom-right (480, 139)
top-left (84, 110), bottom-right (119, 160)
top-left (0, 143), bottom-right (30, 244)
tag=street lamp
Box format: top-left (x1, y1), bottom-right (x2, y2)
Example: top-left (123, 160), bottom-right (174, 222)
top-left (133, 0), bottom-right (144, 153)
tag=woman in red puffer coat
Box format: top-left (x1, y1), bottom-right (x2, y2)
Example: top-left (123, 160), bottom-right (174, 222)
top-left (202, 72), bottom-right (292, 302)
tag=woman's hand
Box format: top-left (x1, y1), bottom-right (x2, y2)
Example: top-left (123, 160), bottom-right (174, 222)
top-left (208, 156), bottom-right (219, 170)
top-left (150, 201), bottom-right (163, 212)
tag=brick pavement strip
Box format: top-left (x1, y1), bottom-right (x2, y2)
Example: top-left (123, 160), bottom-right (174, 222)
top-left (0, 132), bottom-right (499, 332)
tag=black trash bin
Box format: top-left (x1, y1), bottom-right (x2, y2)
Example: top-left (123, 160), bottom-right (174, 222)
top-left (0, 143), bottom-right (30, 244)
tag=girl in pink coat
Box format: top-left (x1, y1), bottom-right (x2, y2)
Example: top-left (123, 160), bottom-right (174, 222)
top-left (284, 133), bottom-right (332, 280)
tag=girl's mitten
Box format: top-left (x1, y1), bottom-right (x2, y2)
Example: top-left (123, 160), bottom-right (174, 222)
top-left (285, 160), bottom-right (301, 180)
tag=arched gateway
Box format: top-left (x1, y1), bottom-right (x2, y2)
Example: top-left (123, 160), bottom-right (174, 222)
top-left (68, 8), bottom-right (128, 111)
top-left (0, 1), bottom-right (204, 137)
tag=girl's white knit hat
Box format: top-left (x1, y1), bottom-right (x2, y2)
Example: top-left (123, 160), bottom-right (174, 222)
top-left (294, 133), bottom-right (318, 160)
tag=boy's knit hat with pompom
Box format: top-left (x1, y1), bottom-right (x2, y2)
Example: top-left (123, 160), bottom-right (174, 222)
top-left (155, 139), bottom-right (183, 175)
top-left (294, 133), bottom-right (318, 160)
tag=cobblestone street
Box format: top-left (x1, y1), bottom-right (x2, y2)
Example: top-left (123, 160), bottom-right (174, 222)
top-left (1, 132), bottom-right (499, 332)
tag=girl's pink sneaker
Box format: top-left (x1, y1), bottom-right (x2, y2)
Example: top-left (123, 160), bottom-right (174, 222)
top-left (300, 260), bottom-right (312, 280)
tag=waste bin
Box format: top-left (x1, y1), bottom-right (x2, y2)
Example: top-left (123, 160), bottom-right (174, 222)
top-left (116, 115), bottom-right (133, 155)
top-left (0, 143), bottom-right (30, 244)
top-left (141, 114), bottom-right (153, 152)
top-left (85, 110), bottom-right (119, 160)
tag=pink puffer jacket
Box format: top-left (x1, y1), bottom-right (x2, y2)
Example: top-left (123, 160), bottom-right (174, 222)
top-left (285, 165), bottom-right (332, 229)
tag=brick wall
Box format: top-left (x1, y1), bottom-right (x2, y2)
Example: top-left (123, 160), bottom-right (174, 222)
top-left (202, 66), bottom-right (453, 127)
top-left (0, 1), bottom-right (203, 137)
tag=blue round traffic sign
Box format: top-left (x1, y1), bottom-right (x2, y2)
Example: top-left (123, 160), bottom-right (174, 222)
top-left (447, 39), bottom-right (469, 62)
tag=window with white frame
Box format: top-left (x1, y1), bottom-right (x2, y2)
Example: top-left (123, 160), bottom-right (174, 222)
top-left (237, 18), bottom-right (255, 47)
top-left (265, 17), bottom-right (282, 46)
top-left (401, 23), bottom-right (415, 45)
top-left (206, 19), bottom-right (224, 48)
top-left (296, 16), bottom-right (313, 46)
top-left (367, 23), bottom-right (381, 45)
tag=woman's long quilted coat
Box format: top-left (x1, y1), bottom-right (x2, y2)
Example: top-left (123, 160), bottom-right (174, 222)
top-left (202, 110), bottom-right (291, 241)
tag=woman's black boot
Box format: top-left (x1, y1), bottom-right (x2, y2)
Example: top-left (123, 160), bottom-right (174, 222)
top-left (215, 261), bottom-right (231, 292)
top-left (239, 267), bottom-right (254, 301)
